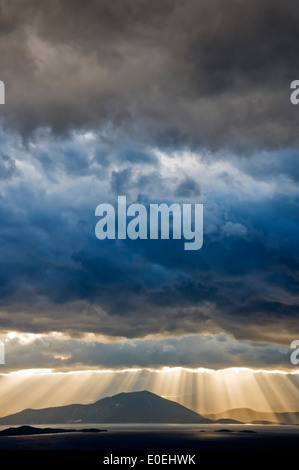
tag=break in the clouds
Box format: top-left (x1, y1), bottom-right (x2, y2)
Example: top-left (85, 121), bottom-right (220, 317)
top-left (1, 332), bottom-right (291, 372)
top-left (0, 1), bottom-right (298, 371)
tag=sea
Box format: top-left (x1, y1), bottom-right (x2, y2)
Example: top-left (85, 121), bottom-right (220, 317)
top-left (0, 423), bottom-right (298, 451)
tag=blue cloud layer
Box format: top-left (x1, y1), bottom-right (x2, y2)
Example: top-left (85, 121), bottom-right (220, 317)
top-left (0, 127), bottom-right (297, 350)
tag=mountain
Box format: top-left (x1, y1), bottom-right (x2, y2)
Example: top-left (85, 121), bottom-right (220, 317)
top-left (0, 390), bottom-right (214, 425)
top-left (206, 408), bottom-right (299, 425)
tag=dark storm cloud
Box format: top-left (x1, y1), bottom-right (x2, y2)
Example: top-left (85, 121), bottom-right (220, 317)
top-left (0, 0), bottom-right (299, 149)
top-left (0, 128), bottom-right (298, 344)
top-left (236, 149), bottom-right (299, 182)
top-left (175, 177), bottom-right (200, 198)
top-left (0, 1), bottom-right (298, 365)
top-left (111, 168), bottom-right (132, 195)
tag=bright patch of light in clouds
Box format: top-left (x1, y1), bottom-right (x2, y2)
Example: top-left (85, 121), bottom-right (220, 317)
top-left (0, 366), bottom-right (298, 418)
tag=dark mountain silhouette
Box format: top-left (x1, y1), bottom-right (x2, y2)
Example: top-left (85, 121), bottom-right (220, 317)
top-left (206, 408), bottom-right (299, 425)
top-left (0, 390), bottom-right (214, 425)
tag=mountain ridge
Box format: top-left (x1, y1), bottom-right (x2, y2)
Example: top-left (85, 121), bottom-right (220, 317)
top-left (0, 390), bottom-right (215, 425)
top-left (205, 407), bottom-right (299, 425)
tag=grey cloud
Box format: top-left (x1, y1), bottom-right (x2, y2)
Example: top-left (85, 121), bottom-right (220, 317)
top-left (0, 155), bottom-right (16, 180)
top-left (111, 168), bottom-right (132, 195)
top-left (175, 177), bottom-right (200, 198)
top-left (2, 333), bottom-right (292, 372)
top-left (0, 0), bottom-right (298, 150)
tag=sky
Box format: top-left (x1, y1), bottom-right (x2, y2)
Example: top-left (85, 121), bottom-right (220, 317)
top-left (0, 0), bottom-right (299, 416)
